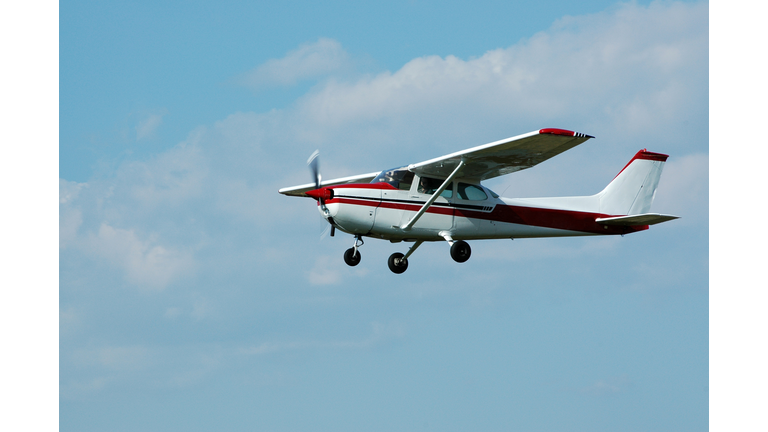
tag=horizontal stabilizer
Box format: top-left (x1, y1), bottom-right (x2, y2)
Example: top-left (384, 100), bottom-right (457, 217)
top-left (595, 213), bottom-right (680, 226)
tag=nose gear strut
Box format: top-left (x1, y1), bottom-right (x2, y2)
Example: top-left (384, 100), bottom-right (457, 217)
top-left (343, 235), bottom-right (364, 267)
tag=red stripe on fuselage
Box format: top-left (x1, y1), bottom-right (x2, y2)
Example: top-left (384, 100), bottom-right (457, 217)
top-left (377, 200), bottom-right (454, 216)
top-left (329, 195), bottom-right (647, 235)
top-left (459, 205), bottom-right (646, 235)
top-left (325, 197), bottom-right (382, 208)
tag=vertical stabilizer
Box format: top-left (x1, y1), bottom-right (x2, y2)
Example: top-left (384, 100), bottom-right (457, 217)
top-left (598, 150), bottom-right (668, 216)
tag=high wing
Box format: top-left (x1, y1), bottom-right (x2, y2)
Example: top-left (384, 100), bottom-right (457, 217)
top-left (278, 172), bottom-right (380, 197)
top-left (408, 128), bottom-right (594, 181)
top-left (279, 128), bottom-right (592, 197)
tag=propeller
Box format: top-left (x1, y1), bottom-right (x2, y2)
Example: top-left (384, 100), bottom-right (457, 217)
top-left (306, 150), bottom-right (335, 238)
top-left (307, 149), bottom-right (321, 190)
top-left (306, 149), bottom-right (331, 203)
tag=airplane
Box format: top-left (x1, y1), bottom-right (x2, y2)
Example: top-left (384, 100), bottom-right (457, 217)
top-left (279, 128), bottom-right (678, 274)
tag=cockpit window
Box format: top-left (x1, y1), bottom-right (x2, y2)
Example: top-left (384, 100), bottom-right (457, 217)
top-left (372, 167), bottom-right (414, 191)
top-left (416, 176), bottom-right (453, 198)
top-left (457, 183), bottom-right (488, 201)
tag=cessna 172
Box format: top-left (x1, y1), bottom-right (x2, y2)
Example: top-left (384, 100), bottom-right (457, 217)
top-left (279, 128), bottom-right (678, 274)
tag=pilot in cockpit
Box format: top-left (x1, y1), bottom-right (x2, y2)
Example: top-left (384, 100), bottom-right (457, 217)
top-left (417, 177), bottom-right (430, 194)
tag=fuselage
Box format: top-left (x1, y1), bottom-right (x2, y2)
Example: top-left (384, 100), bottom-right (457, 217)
top-left (318, 175), bottom-right (646, 243)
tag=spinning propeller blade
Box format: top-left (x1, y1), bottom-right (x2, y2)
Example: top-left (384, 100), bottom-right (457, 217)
top-left (307, 149), bottom-right (321, 190)
top-left (306, 150), bottom-right (333, 232)
top-left (319, 223), bottom-right (331, 240)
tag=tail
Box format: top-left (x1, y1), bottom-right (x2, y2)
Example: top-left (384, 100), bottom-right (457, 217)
top-left (598, 150), bottom-right (670, 216)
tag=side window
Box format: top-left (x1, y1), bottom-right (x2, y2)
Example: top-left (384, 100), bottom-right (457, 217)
top-left (416, 176), bottom-right (453, 198)
top-left (457, 183), bottom-right (488, 201)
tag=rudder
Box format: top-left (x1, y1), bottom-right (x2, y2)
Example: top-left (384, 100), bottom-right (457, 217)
top-left (598, 150), bottom-right (669, 216)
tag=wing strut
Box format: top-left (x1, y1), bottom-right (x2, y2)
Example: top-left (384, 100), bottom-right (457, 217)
top-left (403, 240), bottom-right (424, 260)
top-left (400, 159), bottom-right (465, 231)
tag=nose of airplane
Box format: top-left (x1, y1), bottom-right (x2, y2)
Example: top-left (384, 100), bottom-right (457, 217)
top-left (305, 187), bottom-right (334, 201)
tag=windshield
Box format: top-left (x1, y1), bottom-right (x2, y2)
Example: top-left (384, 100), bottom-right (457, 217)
top-left (372, 167), bottom-right (414, 191)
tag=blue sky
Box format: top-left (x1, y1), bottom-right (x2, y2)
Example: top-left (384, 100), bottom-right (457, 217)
top-left (18, 0), bottom-right (721, 430)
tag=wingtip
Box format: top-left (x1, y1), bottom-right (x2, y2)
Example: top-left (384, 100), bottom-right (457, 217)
top-left (539, 128), bottom-right (594, 139)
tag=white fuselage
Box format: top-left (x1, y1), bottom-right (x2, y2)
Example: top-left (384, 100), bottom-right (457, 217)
top-left (319, 176), bottom-right (643, 243)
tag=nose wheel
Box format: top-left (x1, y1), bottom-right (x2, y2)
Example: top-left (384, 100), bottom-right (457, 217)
top-left (343, 235), bottom-right (364, 267)
top-left (344, 247), bottom-right (361, 266)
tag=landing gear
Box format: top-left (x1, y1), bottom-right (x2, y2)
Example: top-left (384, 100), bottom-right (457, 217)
top-left (388, 252), bottom-right (408, 274)
top-left (386, 240), bottom-right (422, 274)
top-left (343, 235), bottom-right (364, 267)
top-left (450, 240), bottom-right (471, 263)
top-left (344, 248), bottom-right (361, 266)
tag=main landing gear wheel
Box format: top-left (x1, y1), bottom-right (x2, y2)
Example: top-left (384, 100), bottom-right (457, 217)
top-left (450, 240), bottom-right (471, 263)
top-left (344, 248), bottom-right (361, 266)
top-left (388, 252), bottom-right (408, 274)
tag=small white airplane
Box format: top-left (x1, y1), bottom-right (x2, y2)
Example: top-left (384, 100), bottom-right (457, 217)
top-left (279, 128), bottom-right (678, 274)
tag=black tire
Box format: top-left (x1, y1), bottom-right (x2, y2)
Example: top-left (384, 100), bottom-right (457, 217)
top-left (343, 248), bottom-right (361, 266)
top-left (450, 240), bottom-right (471, 263)
top-left (387, 252), bottom-right (408, 274)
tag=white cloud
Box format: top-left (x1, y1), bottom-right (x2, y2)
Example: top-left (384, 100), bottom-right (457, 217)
top-left (119, 132), bottom-right (209, 210)
top-left (59, 179), bottom-right (86, 204)
top-left (60, 179), bottom-right (87, 248)
top-left (81, 223), bottom-right (194, 290)
top-left (60, 205), bottom-right (82, 249)
top-left (135, 109), bottom-right (167, 140)
top-left (164, 307), bottom-right (182, 319)
top-left (240, 38), bottom-right (350, 89)
top-left (72, 345), bottom-right (152, 372)
top-left (60, 376), bottom-right (113, 399)
top-left (307, 254), bottom-right (343, 285)
top-left (241, 321), bottom-right (406, 355)
top-left (59, 306), bottom-right (81, 336)
top-left (580, 374), bottom-right (633, 396)
top-left (280, 1), bottom-right (707, 167)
